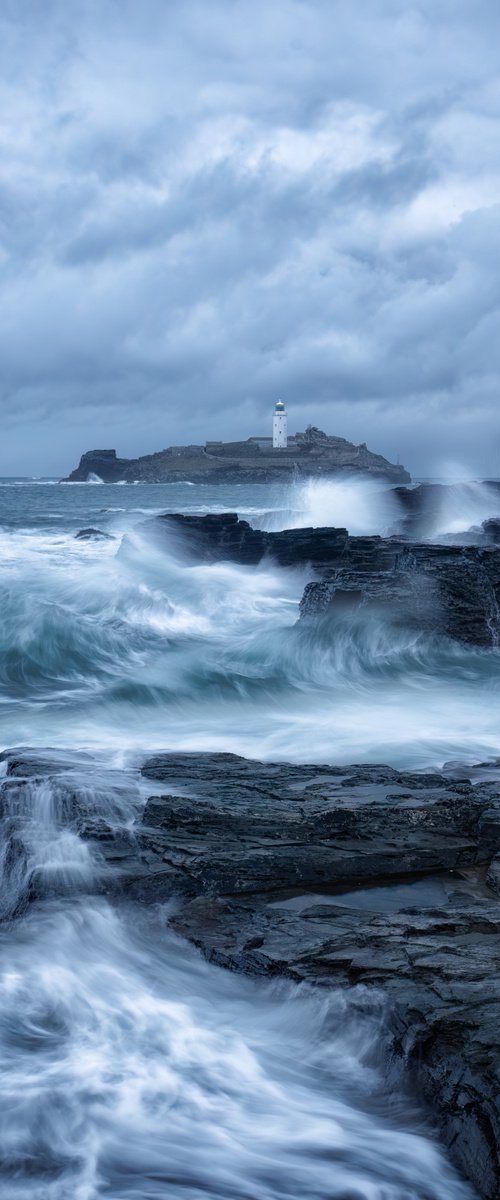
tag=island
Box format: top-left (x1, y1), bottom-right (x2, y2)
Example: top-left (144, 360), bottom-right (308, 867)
top-left (63, 425), bottom-right (410, 484)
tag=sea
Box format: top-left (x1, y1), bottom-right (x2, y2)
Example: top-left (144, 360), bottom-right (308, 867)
top-left (1, 471), bottom-right (497, 1199)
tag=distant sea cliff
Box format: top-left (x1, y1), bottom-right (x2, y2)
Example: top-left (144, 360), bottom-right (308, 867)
top-left (63, 425), bottom-right (410, 485)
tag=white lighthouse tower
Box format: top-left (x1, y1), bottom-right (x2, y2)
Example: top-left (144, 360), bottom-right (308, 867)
top-left (273, 399), bottom-right (288, 449)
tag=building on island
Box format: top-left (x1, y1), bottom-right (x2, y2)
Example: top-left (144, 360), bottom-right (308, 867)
top-left (273, 399), bottom-right (287, 449)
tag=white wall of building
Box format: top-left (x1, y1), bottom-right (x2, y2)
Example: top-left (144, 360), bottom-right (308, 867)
top-left (273, 406), bottom-right (287, 448)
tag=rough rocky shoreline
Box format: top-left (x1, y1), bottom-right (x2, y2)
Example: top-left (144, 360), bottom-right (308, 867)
top-left (136, 752), bottom-right (500, 1200)
top-left (16, 491), bottom-right (500, 1195)
top-left (132, 510), bottom-right (500, 647)
top-left (1, 747), bottom-right (499, 1197)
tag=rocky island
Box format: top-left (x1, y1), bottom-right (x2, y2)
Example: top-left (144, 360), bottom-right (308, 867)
top-left (63, 424), bottom-right (410, 484)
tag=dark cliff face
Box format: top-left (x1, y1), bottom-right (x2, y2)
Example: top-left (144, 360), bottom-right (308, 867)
top-left (133, 511), bottom-right (500, 648)
top-left (62, 430), bottom-right (411, 484)
top-left (64, 449), bottom-right (133, 483)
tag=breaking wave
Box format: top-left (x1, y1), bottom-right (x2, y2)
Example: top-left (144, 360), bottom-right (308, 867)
top-left (268, 475), bottom-right (500, 542)
top-left (0, 513), bottom-right (499, 766)
top-left (0, 478), bottom-right (488, 1198)
top-left (262, 476), bottom-right (399, 535)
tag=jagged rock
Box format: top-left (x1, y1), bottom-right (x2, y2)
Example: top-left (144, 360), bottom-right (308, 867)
top-left (65, 449), bottom-right (132, 483)
top-left (134, 512), bottom-right (500, 647)
top-left (75, 527), bottom-right (115, 540)
top-left (0, 749), bottom-right (93, 777)
top-left (299, 541), bottom-right (500, 647)
top-left (486, 853), bottom-right (500, 894)
top-left (134, 751), bottom-right (500, 1199)
top-left (131, 511), bottom-right (349, 567)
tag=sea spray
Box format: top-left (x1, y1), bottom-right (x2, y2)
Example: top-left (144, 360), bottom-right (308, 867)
top-left (263, 474), bottom-right (399, 535)
top-left (0, 871), bottom-right (475, 1199)
top-left (0, 500), bottom-right (499, 765)
top-left (0, 479), bottom-right (487, 1197)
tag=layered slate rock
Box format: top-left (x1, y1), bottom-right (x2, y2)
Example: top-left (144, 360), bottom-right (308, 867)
top-left (134, 751), bottom-right (500, 1200)
top-left (1, 744), bottom-right (500, 1196)
top-left (135, 512), bottom-right (500, 647)
top-left (0, 749), bottom-right (142, 918)
top-left (299, 540), bottom-right (500, 646)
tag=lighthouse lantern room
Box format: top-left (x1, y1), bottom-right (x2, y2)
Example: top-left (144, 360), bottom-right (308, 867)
top-left (273, 399), bottom-right (288, 449)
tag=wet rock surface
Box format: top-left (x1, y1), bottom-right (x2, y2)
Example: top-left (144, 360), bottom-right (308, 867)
top-left (299, 540), bottom-right (500, 647)
top-left (75, 527), bottom-right (116, 540)
top-left (133, 751), bottom-right (500, 1200)
top-left (136, 512), bottom-right (500, 646)
top-left (2, 746), bottom-right (500, 1196)
top-left (130, 510), bottom-right (350, 567)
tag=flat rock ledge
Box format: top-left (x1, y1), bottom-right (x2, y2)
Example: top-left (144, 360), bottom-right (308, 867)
top-left (2, 748), bottom-right (500, 1197)
top-left (133, 753), bottom-right (500, 1200)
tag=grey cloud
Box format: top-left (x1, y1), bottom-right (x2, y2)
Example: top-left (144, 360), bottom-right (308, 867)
top-left (1, 0), bottom-right (500, 475)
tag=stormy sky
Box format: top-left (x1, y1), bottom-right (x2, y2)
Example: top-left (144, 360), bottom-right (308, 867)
top-left (1, 0), bottom-right (500, 477)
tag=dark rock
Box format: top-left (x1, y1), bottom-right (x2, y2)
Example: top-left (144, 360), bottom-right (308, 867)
top-left (134, 512), bottom-right (500, 647)
top-left (130, 511), bottom-right (350, 568)
top-left (64, 449), bottom-right (132, 483)
top-left (482, 519), bottom-right (500, 545)
top-left (133, 750), bottom-right (500, 1199)
top-left (2, 741), bottom-right (498, 1193)
top-left (299, 541), bottom-right (500, 647)
top-left (0, 749), bottom-right (145, 912)
top-left (486, 853), bottom-right (500, 894)
top-left (136, 753), bottom-right (499, 901)
top-left (75, 527), bottom-right (115, 540)
top-left (0, 748), bottom-right (94, 777)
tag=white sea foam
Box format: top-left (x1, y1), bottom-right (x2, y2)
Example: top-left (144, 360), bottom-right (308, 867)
top-left (268, 475), bottom-right (399, 535)
top-left (0, 517), bottom-right (499, 768)
top-left (262, 475), bottom-right (500, 542)
top-left (424, 480), bottom-right (500, 538)
top-left (0, 478), bottom-right (489, 1198)
top-left (0, 894), bottom-right (473, 1200)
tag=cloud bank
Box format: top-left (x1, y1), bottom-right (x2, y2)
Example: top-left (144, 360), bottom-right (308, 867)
top-left (1, 0), bottom-right (500, 475)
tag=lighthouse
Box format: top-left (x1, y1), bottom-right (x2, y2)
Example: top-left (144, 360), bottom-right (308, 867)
top-left (273, 399), bottom-right (288, 449)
